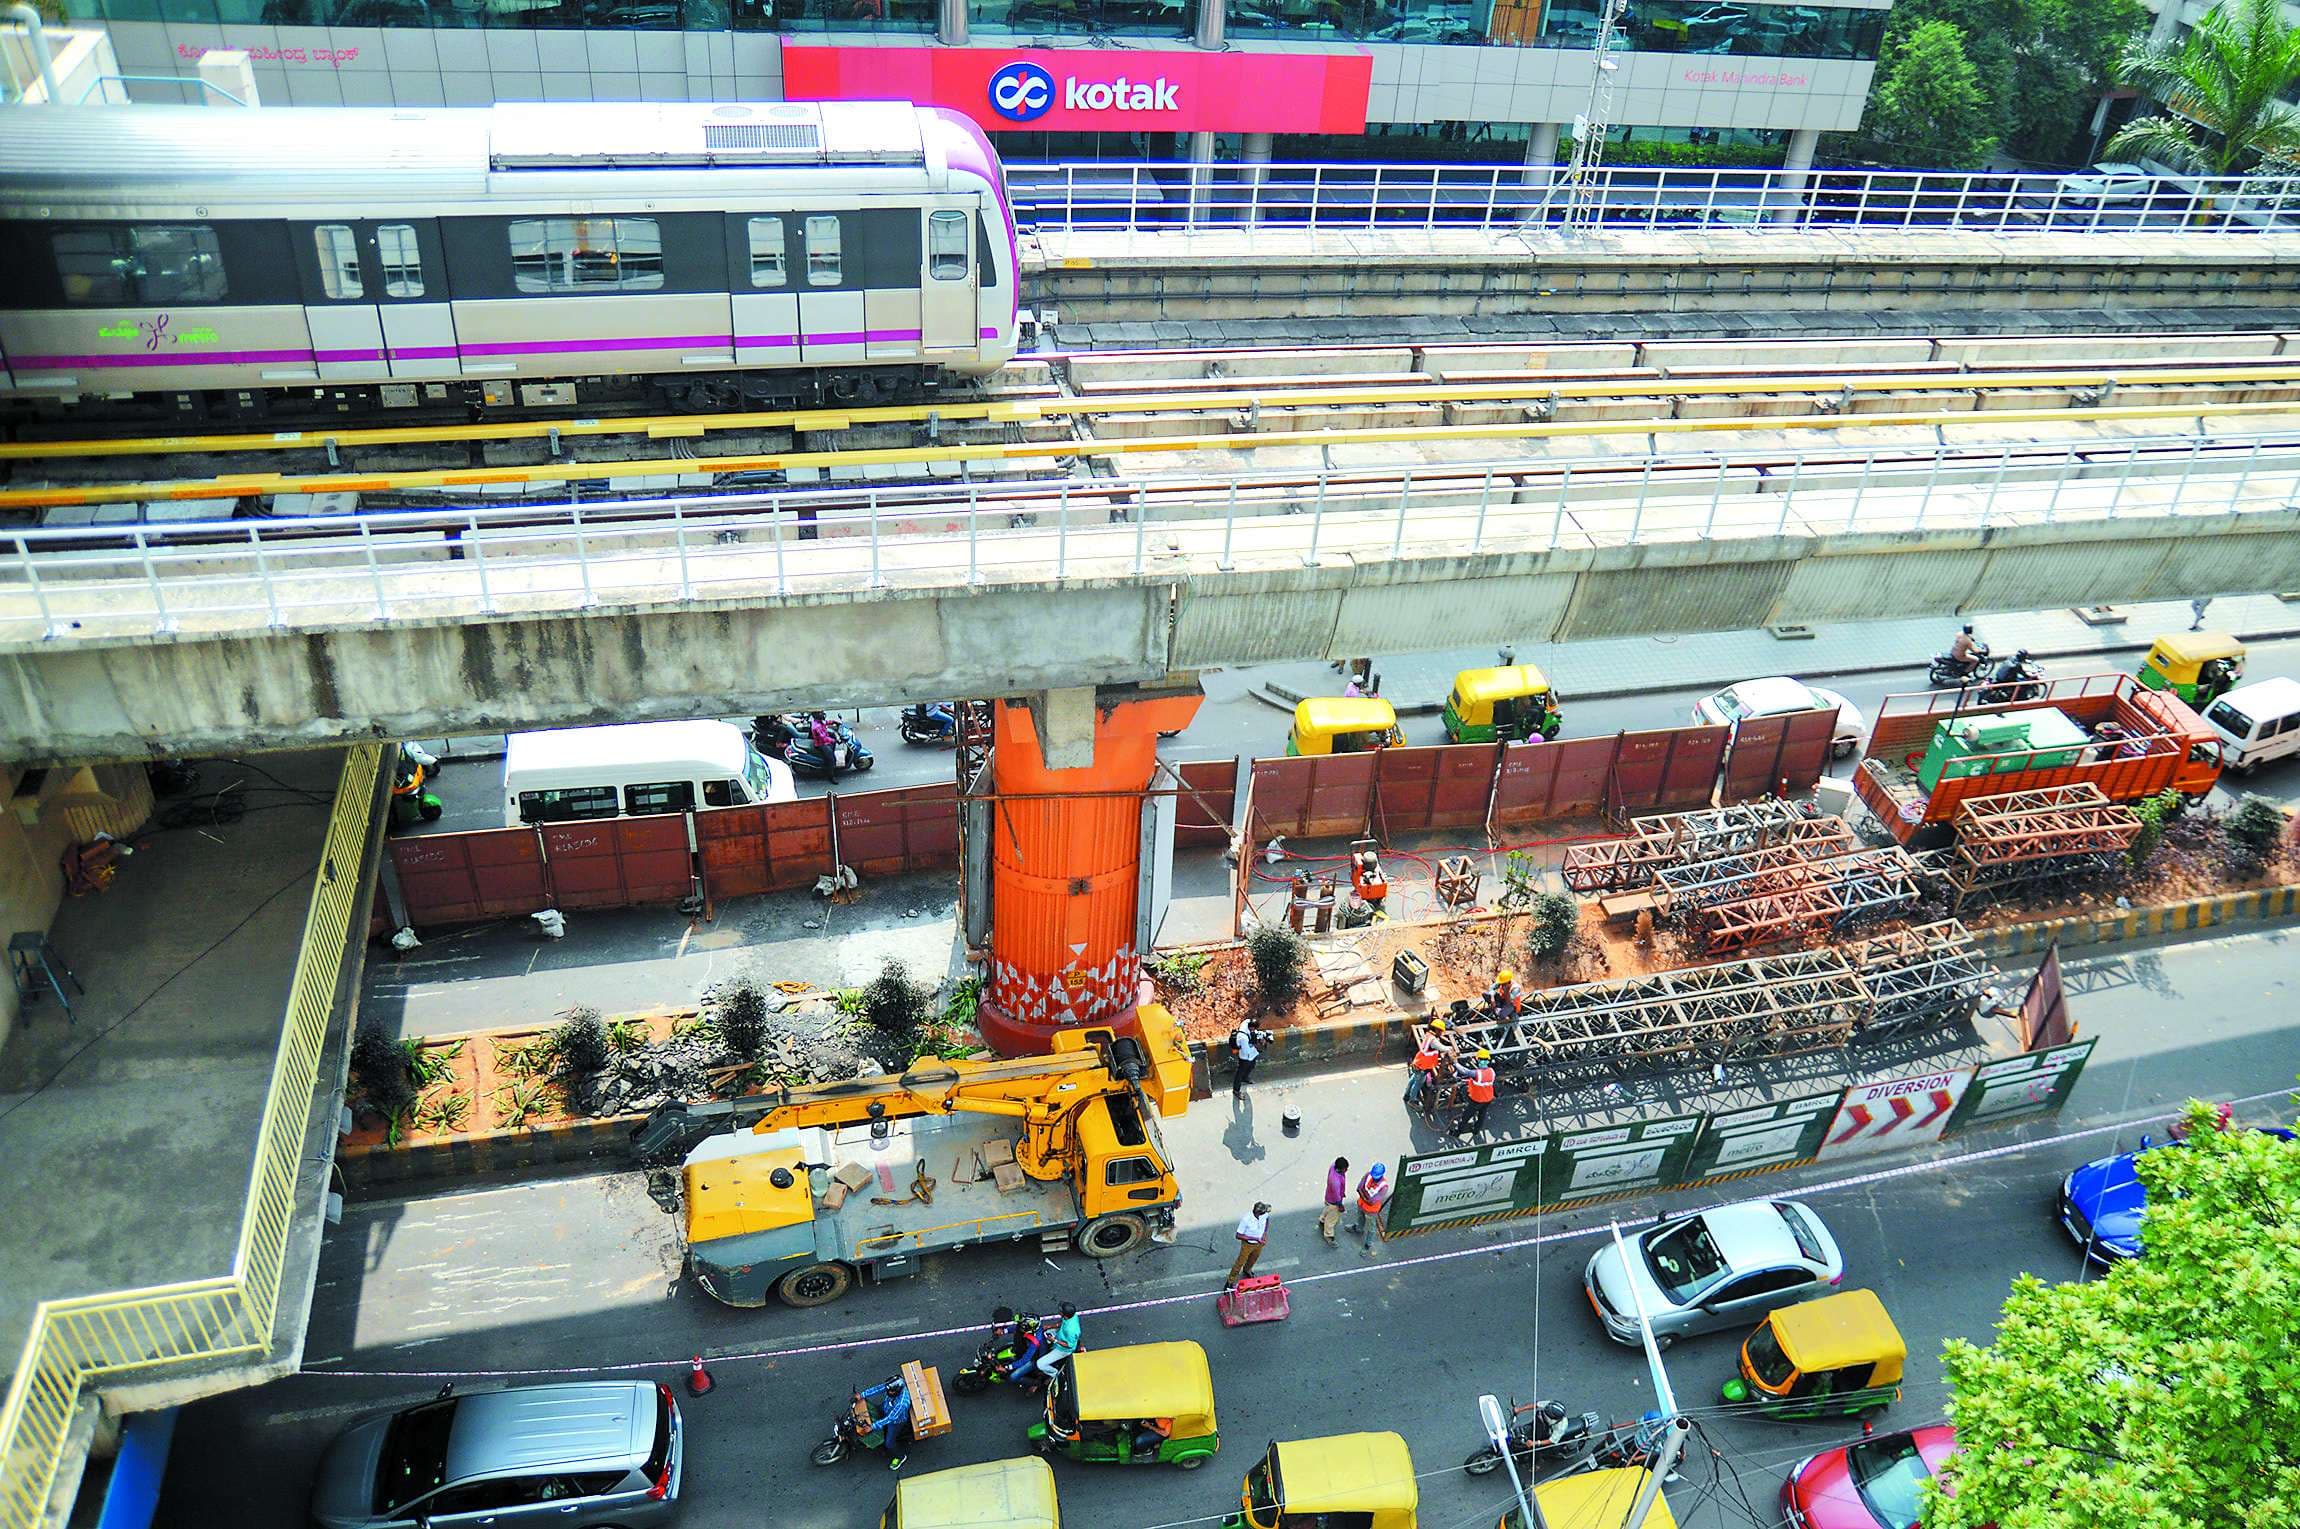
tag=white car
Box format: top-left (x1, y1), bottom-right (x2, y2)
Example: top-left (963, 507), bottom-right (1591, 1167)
top-left (1691, 676), bottom-right (1865, 760)
top-left (2055, 162), bottom-right (2154, 204)
top-left (1583, 1198), bottom-right (1844, 1348)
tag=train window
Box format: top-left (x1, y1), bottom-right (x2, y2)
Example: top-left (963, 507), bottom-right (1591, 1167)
top-left (314, 225), bottom-right (363, 300)
top-left (377, 224), bottom-right (425, 298)
top-left (977, 221), bottom-right (1000, 289)
top-left (927, 211), bottom-right (967, 280)
top-left (746, 216), bottom-right (786, 288)
top-left (804, 215), bottom-right (841, 286)
top-left (52, 225), bottom-right (226, 306)
top-left (508, 217), bottom-right (664, 294)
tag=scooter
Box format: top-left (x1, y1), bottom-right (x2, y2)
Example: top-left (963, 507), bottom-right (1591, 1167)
top-left (751, 714), bottom-right (802, 753)
top-left (785, 719), bottom-right (876, 780)
top-left (899, 702), bottom-right (960, 747)
top-left (951, 1309), bottom-right (1051, 1396)
top-left (1467, 1408), bottom-right (1668, 1480)
top-left (1928, 641), bottom-right (1992, 688)
top-left (811, 1376), bottom-right (911, 1466)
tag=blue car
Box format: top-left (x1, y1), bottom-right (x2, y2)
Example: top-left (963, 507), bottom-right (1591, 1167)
top-left (2058, 1126), bottom-right (2297, 1261)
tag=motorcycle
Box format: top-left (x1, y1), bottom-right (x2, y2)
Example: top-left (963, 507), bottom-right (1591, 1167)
top-left (811, 1376), bottom-right (911, 1466)
top-left (784, 719), bottom-right (876, 780)
top-left (1465, 1406), bottom-right (1667, 1479)
top-left (899, 702), bottom-right (960, 747)
top-left (1980, 655), bottom-right (2046, 704)
top-left (1928, 640), bottom-right (1992, 688)
top-left (751, 713), bottom-right (802, 753)
top-left (952, 1309), bottom-right (1051, 1396)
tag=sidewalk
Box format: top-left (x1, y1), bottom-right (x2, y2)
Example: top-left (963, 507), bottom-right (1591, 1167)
top-left (1253, 593), bottom-right (2300, 712)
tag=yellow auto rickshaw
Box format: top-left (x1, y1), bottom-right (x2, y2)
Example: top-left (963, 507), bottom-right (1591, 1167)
top-left (1498, 1466), bottom-right (1678, 1529)
top-left (1720, 1287), bottom-right (1905, 1421)
top-left (1286, 697), bottom-right (1405, 757)
top-left (1028, 1340), bottom-right (1219, 1469)
top-left (1443, 666), bottom-right (1563, 744)
top-left (880, 1456), bottom-right (1057, 1528)
top-left (1224, 1432), bottom-right (1416, 1529)
top-left (2138, 631), bottom-right (2246, 707)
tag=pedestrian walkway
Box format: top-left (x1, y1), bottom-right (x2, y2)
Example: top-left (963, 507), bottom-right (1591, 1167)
top-left (1256, 593), bottom-right (2300, 711)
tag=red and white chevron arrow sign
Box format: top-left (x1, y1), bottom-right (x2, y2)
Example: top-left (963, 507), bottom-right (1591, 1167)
top-left (1818, 1068), bottom-right (1974, 1160)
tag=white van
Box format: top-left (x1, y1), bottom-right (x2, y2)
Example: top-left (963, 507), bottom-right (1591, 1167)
top-left (501, 720), bottom-right (796, 827)
top-left (2200, 677), bottom-right (2300, 775)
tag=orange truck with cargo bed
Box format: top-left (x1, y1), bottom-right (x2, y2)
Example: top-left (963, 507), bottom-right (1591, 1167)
top-left (1854, 674), bottom-right (2222, 846)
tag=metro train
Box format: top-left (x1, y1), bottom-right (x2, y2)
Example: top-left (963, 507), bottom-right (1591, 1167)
top-left (0, 100), bottom-right (1020, 424)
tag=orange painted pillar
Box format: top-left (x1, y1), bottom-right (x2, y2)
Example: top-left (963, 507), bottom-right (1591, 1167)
top-left (979, 688), bottom-right (1202, 1055)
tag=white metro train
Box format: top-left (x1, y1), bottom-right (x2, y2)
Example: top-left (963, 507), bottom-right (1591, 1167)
top-left (0, 100), bottom-right (1020, 423)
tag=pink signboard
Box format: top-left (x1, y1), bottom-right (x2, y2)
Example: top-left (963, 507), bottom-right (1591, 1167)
top-left (784, 44), bottom-right (1372, 135)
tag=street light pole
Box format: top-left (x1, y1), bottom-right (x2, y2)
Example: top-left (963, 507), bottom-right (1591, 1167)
top-left (1479, 1394), bottom-right (1549, 1529)
top-left (1607, 1220), bottom-right (1684, 1529)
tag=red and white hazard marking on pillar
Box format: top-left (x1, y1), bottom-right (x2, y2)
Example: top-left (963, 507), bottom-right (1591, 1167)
top-left (1816, 1068), bottom-right (1973, 1160)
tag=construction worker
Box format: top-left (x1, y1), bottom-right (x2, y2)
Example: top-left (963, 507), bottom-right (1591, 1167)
top-left (1453, 1049), bottom-right (1498, 1138)
top-left (1484, 967), bottom-right (1521, 1020)
top-left (1404, 1017), bottom-right (1456, 1108)
top-left (1350, 846), bottom-right (1388, 916)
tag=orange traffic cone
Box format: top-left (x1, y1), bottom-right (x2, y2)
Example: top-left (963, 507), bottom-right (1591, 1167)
top-left (687, 1354), bottom-right (714, 1396)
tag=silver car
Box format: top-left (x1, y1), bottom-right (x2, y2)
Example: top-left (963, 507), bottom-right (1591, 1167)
top-left (1584, 1198), bottom-right (1843, 1349)
top-left (310, 1381), bottom-right (682, 1529)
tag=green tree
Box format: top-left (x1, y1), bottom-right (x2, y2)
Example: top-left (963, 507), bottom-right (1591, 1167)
top-left (2111, 0), bottom-right (2300, 174)
top-left (1859, 20), bottom-right (2001, 169)
top-left (1929, 1102), bottom-right (2300, 1527)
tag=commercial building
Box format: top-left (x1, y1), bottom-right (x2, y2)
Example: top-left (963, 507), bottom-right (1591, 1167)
top-left (56, 0), bottom-right (1890, 170)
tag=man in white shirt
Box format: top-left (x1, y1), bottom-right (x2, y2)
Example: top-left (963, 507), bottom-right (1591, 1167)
top-left (1226, 1201), bottom-right (1272, 1288)
top-left (1230, 1023), bottom-right (1270, 1100)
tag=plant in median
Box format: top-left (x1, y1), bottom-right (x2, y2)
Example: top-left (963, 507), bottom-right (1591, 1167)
top-left (863, 959), bottom-right (933, 1032)
top-left (1146, 949), bottom-right (1210, 997)
top-left (1526, 891), bottom-right (1581, 963)
top-left (412, 1089), bottom-right (472, 1134)
top-left (2127, 786), bottom-right (2184, 868)
top-left (707, 974), bottom-right (773, 1060)
top-left (1246, 923), bottom-right (1307, 1011)
top-left (495, 1078), bottom-right (557, 1129)
top-left (549, 1006), bottom-right (611, 1081)
top-left (352, 1023), bottom-right (416, 1121)
top-left (2223, 794), bottom-right (2287, 876)
top-left (1496, 849), bottom-right (1540, 911)
top-left (606, 1018), bottom-right (648, 1054)
top-left (832, 987), bottom-right (866, 1017)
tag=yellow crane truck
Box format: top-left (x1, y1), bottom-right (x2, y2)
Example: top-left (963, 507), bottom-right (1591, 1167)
top-left (633, 1008), bottom-right (1194, 1309)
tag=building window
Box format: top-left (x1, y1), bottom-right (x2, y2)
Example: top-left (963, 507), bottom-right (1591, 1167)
top-left (52, 225), bottom-right (226, 306)
top-left (730, 0), bottom-right (934, 29)
top-left (314, 224), bottom-right (363, 300)
top-left (804, 214), bottom-right (841, 286)
top-left (969, 0), bottom-right (1194, 40)
top-left (378, 224), bottom-right (426, 298)
top-left (509, 216), bottom-right (663, 294)
top-left (927, 210), bottom-right (968, 280)
top-left (1538, 0), bottom-right (1886, 60)
top-left (747, 215), bottom-right (787, 287)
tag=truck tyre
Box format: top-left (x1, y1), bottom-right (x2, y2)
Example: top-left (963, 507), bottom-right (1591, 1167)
top-left (1076, 1213), bottom-right (1148, 1258)
top-left (776, 1262), bottom-right (854, 1308)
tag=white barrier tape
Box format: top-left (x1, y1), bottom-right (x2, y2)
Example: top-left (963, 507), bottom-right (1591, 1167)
top-left (307, 1085), bottom-right (2289, 1380)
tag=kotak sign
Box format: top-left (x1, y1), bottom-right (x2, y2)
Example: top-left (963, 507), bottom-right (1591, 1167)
top-left (784, 45), bottom-right (1372, 135)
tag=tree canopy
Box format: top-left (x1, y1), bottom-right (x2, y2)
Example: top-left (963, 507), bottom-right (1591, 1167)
top-left (2110, 0), bottom-right (2300, 175)
top-left (1859, 20), bottom-right (2000, 169)
top-left (1929, 1103), bottom-right (2300, 1528)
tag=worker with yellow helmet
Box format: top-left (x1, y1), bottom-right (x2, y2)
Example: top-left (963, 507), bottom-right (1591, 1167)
top-left (1453, 1047), bottom-right (1499, 1138)
top-left (1484, 966), bottom-right (1522, 1020)
top-left (1405, 1013), bottom-right (1458, 1110)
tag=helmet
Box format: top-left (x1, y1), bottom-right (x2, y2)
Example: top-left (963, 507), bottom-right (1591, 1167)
top-left (1495, 967), bottom-right (1515, 985)
top-left (1962, 623), bottom-right (1974, 634)
top-left (1431, 1017), bottom-right (1448, 1031)
top-left (1476, 1048), bottom-right (1493, 1061)
top-left (1540, 1401), bottom-right (1568, 1427)
top-left (1369, 1163), bottom-right (1387, 1180)
top-left (2015, 648), bottom-right (2031, 661)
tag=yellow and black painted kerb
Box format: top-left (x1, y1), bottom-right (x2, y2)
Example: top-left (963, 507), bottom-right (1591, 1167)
top-left (340, 1114), bottom-right (635, 1191)
top-left (1974, 882), bottom-right (2300, 960)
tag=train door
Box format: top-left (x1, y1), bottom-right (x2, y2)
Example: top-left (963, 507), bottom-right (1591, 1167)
top-left (369, 220), bottom-right (460, 380)
top-left (797, 213), bottom-right (866, 366)
top-left (730, 213), bottom-right (802, 370)
top-left (919, 208), bottom-right (975, 353)
top-left (301, 222), bottom-right (388, 383)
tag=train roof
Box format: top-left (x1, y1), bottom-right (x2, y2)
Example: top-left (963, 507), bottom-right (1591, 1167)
top-left (0, 100), bottom-right (938, 197)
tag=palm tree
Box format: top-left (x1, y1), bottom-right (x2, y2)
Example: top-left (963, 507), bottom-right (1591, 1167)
top-left (2109, 0), bottom-right (2300, 175)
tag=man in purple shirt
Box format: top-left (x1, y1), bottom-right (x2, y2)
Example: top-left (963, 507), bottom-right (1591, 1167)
top-left (1319, 1156), bottom-right (1350, 1246)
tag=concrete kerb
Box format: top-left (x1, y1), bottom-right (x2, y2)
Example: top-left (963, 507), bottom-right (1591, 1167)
top-left (338, 885), bottom-right (2300, 1190)
top-left (1252, 619), bottom-right (2300, 714)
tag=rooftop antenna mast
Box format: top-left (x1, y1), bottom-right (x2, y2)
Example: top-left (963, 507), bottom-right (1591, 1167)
top-left (1560, 0), bottom-right (1628, 230)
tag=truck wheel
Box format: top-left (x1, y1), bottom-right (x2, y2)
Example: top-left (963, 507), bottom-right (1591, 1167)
top-left (1077, 1213), bottom-right (1148, 1258)
top-left (776, 1262), bottom-right (854, 1308)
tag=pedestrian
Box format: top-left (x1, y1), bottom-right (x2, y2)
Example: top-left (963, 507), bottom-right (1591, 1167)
top-left (1227, 1202), bottom-right (1273, 1287)
top-left (1404, 1016), bottom-right (1455, 1109)
top-left (2190, 595), bottom-right (2211, 632)
top-left (1348, 1162), bottom-right (1391, 1249)
top-left (1230, 1020), bottom-right (1271, 1100)
top-left (1033, 1300), bottom-right (1081, 1380)
top-left (1319, 1156), bottom-right (1350, 1246)
top-left (1453, 1048), bottom-right (1497, 1138)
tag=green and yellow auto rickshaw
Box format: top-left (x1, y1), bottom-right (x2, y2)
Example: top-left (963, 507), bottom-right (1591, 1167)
top-left (879, 1456), bottom-right (1057, 1528)
top-left (1223, 1433), bottom-right (1417, 1529)
top-left (1497, 1466), bottom-right (1679, 1529)
top-left (1286, 697), bottom-right (1405, 757)
top-left (1721, 1287), bottom-right (1905, 1421)
top-left (2138, 631), bottom-right (2245, 707)
top-left (1442, 666), bottom-right (1563, 744)
top-left (1028, 1341), bottom-right (1219, 1470)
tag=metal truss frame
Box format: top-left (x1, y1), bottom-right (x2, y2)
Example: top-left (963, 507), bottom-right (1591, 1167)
top-left (1563, 802), bottom-right (1841, 893)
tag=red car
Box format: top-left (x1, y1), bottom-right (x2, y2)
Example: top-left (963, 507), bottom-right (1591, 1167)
top-left (1781, 1424), bottom-right (1957, 1529)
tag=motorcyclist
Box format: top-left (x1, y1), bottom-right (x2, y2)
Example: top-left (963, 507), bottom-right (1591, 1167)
top-left (808, 712), bottom-right (839, 754)
top-left (1032, 1301), bottom-right (1081, 1380)
top-left (999, 1306), bottom-right (1046, 1382)
top-left (858, 1375), bottom-right (914, 1471)
top-left (1991, 648), bottom-right (2034, 687)
top-left (1948, 624), bottom-right (1978, 670)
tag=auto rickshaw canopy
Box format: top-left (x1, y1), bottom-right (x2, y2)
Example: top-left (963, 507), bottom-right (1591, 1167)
top-left (1769, 1288), bottom-right (1906, 1382)
top-left (1514, 1466), bottom-right (1678, 1529)
top-left (1451, 664), bottom-right (1554, 715)
top-left (1065, 1342), bottom-right (1217, 1438)
top-left (2147, 631), bottom-right (2246, 670)
top-left (1266, 1432), bottom-right (1417, 1518)
top-left (892, 1457), bottom-right (1058, 1528)
top-left (1289, 697), bottom-right (1403, 755)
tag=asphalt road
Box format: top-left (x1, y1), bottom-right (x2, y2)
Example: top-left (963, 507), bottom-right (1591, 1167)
top-left (158, 929), bottom-right (2300, 1529)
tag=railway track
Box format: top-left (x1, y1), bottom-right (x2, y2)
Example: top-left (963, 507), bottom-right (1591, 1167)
top-left (12, 336), bottom-right (2300, 513)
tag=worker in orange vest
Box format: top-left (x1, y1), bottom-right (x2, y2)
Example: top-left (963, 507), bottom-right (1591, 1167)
top-left (1484, 967), bottom-right (1521, 1020)
top-left (1404, 1016), bottom-right (1456, 1108)
top-left (1453, 1048), bottom-right (1498, 1138)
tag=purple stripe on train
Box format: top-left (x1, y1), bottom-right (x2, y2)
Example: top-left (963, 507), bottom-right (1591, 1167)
top-left (10, 347), bottom-right (320, 370)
